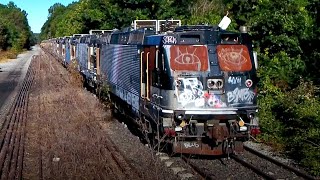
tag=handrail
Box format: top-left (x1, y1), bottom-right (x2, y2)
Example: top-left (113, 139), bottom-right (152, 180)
top-left (155, 49), bottom-right (159, 69)
top-left (140, 51), bottom-right (145, 98)
top-left (146, 52), bottom-right (150, 101)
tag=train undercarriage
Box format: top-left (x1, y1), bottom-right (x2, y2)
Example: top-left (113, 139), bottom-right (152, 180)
top-left (108, 92), bottom-right (259, 156)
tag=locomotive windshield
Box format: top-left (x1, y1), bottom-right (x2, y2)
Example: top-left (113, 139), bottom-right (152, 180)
top-left (217, 45), bottom-right (252, 72)
top-left (164, 45), bottom-right (209, 71)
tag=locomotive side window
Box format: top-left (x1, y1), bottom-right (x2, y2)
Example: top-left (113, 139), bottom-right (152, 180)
top-left (161, 48), bottom-right (172, 90)
top-left (152, 47), bottom-right (167, 88)
top-left (220, 34), bottom-right (239, 44)
top-left (152, 47), bottom-right (161, 87)
top-left (179, 34), bottom-right (201, 44)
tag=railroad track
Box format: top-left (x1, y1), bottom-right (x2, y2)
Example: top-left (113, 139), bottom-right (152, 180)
top-left (101, 136), bottom-right (143, 179)
top-left (181, 155), bottom-right (214, 180)
top-left (0, 58), bottom-right (34, 179)
top-left (230, 145), bottom-right (318, 180)
top-left (176, 145), bottom-right (319, 180)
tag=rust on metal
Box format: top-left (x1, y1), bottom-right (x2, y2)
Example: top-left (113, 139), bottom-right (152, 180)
top-left (173, 140), bottom-right (243, 155)
top-left (170, 45), bottom-right (209, 71)
top-left (207, 125), bottom-right (229, 142)
top-left (217, 45), bottom-right (252, 72)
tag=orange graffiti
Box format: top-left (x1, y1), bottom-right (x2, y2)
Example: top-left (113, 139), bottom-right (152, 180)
top-left (170, 45), bottom-right (209, 71)
top-left (217, 45), bottom-right (252, 71)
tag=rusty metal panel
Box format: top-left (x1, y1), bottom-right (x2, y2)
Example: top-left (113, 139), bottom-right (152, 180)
top-left (169, 45), bottom-right (209, 71)
top-left (217, 45), bottom-right (252, 72)
top-left (173, 140), bottom-right (243, 155)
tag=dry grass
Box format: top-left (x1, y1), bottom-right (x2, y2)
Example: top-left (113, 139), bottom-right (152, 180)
top-left (23, 51), bottom-right (140, 179)
top-left (0, 50), bottom-right (17, 62)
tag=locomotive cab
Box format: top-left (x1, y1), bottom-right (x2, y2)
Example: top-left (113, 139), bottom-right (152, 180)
top-left (142, 25), bottom-right (259, 155)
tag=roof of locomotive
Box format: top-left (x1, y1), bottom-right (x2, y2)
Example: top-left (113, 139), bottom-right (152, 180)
top-left (56, 24), bottom-right (247, 46)
top-left (142, 25), bottom-right (244, 45)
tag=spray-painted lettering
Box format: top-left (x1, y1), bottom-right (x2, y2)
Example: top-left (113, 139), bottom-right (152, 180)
top-left (228, 76), bottom-right (242, 85)
top-left (162, 36), bottom-right (177, 44)
top-left (184, 142), bottom-right (200, 149)
top-left (175, 78), bottom-right (204, 106)
top-left (227, 88), bottom-right (254, 105)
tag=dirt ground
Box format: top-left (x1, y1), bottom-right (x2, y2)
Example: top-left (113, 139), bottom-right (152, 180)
top-left (23, 51), bottom-right (178, 179)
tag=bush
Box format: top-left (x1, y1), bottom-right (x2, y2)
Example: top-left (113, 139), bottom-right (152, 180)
top-left (258, 80), bottom-right (320, 175)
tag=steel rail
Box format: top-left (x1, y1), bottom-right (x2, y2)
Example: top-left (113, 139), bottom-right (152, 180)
top-left (230, 154), bottom-right (276, 180)
top-left (181, 155), bottom-right (214, 180)
top-left (0, 61), bottom-right (34, 178)
top-left (243, 145), bottom-right (317, 180)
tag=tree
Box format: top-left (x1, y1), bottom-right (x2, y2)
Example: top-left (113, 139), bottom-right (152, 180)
top-left (0, 1), bottom-right (33, 51)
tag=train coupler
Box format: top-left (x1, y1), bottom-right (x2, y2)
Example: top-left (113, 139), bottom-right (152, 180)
top-left (223, 139), bottom-right (236, 159)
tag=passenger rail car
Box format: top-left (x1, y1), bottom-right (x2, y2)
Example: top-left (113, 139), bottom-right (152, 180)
top-left (42, 20), bottom-right (260, 156)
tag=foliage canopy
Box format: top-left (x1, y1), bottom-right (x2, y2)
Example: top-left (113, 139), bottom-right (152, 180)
top-left (0, 2), bottom-right (35, 54)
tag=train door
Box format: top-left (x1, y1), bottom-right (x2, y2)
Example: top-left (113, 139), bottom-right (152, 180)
top-left (141, 47), bottom-right (156, 100)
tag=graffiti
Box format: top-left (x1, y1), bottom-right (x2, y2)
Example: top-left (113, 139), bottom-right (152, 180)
top-left (207, 94), bottom-right (226, 108)
top-left (131, 94), bottom-right (139, 110)
top-left (126, 92), bottom-right (132, 105)
top-left (116, 86), bottom-right (125, 101)
top-left (228, 76), bottom-right (242, 85)
top-left (227, 88), bottom-right (255, 105)
top-left (195, 98), bottom-right (205, 107)
top-left (217, 45), bottom-right (252, 71)
top-left (175, 78), bottom-right (204, 106)
top-left (184, 142), bottom-right (200, 149)
top-left (170, 45), bottom-right (209, 71)
top-left (175, 78), bottom-right (227, 108)
top-left (162, 36), bottom-right (177, 44)
top-left (174, 48), bottom-right (200, 65)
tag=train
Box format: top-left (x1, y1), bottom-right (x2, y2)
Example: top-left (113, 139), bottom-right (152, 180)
top-left (41, 19), bottom-right (260, 156)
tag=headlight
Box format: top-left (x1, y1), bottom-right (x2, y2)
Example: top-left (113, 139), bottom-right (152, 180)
top-left (207, 79), bottom-right (224, 89)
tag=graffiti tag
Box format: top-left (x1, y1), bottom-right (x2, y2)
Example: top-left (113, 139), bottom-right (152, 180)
top-left (228, 76), bottom-right (241, 85)
top-left (175, 78), bottom-right (204, 106)
top-left (162, 36), bottom-right (177, 44)
top-left (184, 142), bottom-right (200, 149)
top-left (227, 88), bottom-right (254, 105)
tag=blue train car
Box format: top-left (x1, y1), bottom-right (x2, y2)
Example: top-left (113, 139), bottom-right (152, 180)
top-left (98, 20), bottom-right (260, 155)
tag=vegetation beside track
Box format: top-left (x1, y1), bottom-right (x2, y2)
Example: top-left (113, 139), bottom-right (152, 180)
top-left (0, 2), bottom-right (36, 60)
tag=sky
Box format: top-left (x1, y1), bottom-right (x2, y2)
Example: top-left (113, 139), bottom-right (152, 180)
top-left (0, 0), bottom-right (78, 33)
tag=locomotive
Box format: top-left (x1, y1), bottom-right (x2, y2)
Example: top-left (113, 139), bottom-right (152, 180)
top-left (42, 19), bottom-right (260, 156)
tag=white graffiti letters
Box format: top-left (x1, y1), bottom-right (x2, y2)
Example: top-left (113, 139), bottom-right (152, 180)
top-left (183, 142), bottom-right (200, 149)
top-left (162, 36), bottom-right (177, 44)
top-left (227, 88), bottom-right (254, 105)
top-left (175, 78), bottom-right (204, 106)
top-left (228, 76), bottom-right (241, 85)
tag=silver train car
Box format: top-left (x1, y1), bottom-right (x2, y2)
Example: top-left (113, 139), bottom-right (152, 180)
top-left (42, 20), bottom-right (260, 155)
